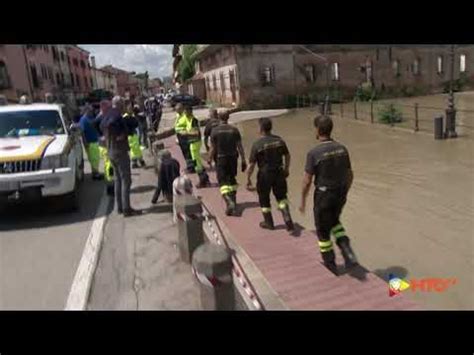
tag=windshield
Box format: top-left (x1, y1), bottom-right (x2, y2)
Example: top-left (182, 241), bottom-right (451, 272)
top-left (0, 110), bottom-right (65, 138)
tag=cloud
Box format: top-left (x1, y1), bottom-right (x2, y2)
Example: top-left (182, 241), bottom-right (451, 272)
top-left (79, 45), bottom-right (173, 79)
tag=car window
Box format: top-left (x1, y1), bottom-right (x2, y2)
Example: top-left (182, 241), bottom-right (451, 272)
top-left (0, 110), bottom-right (65, 138)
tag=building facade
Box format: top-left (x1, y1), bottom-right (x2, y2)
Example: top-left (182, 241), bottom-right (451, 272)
top-left (194, 45), bottom-right (474, 109)
top-left (0, 45), bottom-right (32, 102)
top-left (101, 65), bottom-right (141, 99)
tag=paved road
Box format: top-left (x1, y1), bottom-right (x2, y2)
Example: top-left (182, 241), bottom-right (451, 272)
top-left (0, 168), bottom-right (111, 310)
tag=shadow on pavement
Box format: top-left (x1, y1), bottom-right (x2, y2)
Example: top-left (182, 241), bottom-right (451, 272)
top-left (0, 174), bottom-right (112, 232)
top-left (146, 204), bottom-right (173, 214)
top-left (130, 185), bottom-right (156, 194)
top-left (234, 201), bottom-right (261, 217)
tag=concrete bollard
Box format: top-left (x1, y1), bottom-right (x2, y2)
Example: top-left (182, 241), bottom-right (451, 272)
top-left (192, 243), bottom-right (235, 310)
top-left (172, 175), bottom-right (193, 224)
top-left (176, 194), bottom-right (204, 263)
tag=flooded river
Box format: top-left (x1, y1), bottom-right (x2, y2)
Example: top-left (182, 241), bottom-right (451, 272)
top-left (233, 96), bottom-right (474, 310)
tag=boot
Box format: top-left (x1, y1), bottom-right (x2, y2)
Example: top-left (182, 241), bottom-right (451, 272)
top-left (280, 206), bottom-right (295, 231)
top-left (132, 160), bottom-right (139, 169)
top-left (223, 194), bottom-right (236, 216)
top-left (321, 250), bottom-right (338, 276)
top-left (336, 236), bottom-right (359, 269)
top-left (259, 212), bottom-right (274, 230)
top-left (229, 191), bottom-right (237, 205)
top-left (196, 171), bottom-right (210, 188)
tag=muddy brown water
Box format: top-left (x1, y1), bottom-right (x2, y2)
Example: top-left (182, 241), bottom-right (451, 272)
top-left (233, 100), bottom-right (473, 310)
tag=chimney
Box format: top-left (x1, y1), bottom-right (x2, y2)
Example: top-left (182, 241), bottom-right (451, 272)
top-left (91, 56), bottom-right (97, 68)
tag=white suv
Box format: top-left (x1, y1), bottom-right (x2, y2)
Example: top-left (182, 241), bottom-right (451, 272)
top-left (0, 103), bottom-right (84, 211)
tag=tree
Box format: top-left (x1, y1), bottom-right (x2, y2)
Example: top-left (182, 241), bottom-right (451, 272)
top-left (177, 44), bottom-right (198, 82)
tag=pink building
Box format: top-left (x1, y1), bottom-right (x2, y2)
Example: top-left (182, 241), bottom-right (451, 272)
top-left (67, 45), bottom-right (93, 100)
top-left (0, 45), bottom-right (32, 102)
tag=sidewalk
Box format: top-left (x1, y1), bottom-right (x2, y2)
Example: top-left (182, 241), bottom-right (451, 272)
top-left (87, 150), bottom-right (200, 310)
top-left (163, 135), bottom-right (420, 310)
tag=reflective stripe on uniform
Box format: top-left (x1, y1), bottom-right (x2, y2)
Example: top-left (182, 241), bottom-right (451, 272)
top-left (319, 240), bottom-right (333, 252)
top-left (229, 185), bottom-right (238, 192)
top-left (220, 185), bottom-right (232, 195)
top-left (261, 207), bottom-right (272, 213)
top-left (331, 223), bottom-right (346, 238)
top-left (277, 199), bottom-right (289, 210)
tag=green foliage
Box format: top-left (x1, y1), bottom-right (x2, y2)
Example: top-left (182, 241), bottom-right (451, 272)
top-left (377, 103), bottom-right (403, 124)
top-left (442, 73), bottom-right (470, 93)
top-left (355, 82), bottom-right (376, 101)
top-left (178, 45), bottom-right (198, 82)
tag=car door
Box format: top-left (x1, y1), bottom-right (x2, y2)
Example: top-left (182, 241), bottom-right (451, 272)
top-left (61, 107), bottom-right (83, 169)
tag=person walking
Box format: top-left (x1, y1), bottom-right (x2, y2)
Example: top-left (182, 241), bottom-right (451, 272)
top-left (96, 100), bottom-right (115, 195)
top-left (208, 111), bottom-right (247, 216)
top-left (101, 96), bottom-right (141, 217)
top-left (246, 117), bottom-right (295, 231)
top-left (299, 115), bottom-right (358, 275)
top-left (174, 103), bottom-right (194, 172)
top-left (123, 101), bottom-right (145, 168)
top-left (203, 108), bottom-right (220, 153)
top-left (134, 104), bottom-right (148, 149)
top-left (79, 105), bottom-right (103, 180)
top-left (183, 105), bottom-right (210, 188)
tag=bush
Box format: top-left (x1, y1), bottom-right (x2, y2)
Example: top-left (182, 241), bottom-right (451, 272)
top-left (377, 103), bottom-right (403, 124)
top-left (355, 82), bottom-right (376, 101)
top-left (442, 73), bottom-right (470, 93)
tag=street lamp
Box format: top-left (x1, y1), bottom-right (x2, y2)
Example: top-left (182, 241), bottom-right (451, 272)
top-left (445, 44), bottom-right (458, 138)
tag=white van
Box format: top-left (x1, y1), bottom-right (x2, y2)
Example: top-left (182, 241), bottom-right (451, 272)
top-left (0, 103), bottom-right (84, 211)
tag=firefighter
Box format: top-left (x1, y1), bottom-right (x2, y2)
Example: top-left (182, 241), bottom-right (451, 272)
top-left (183, 105), bottom-right (210, 188)
top-left (299, 115), bottom-right (358, 275)
top-left (151, 150), bottom-right (180, 204)
top-left (203, 108), bottom-right (220, 153)
top-left (174, 103), bottom-right (194, 173)
top-left (123, 101), bottom-right (145, 169)
top-left (208, 111), bottom-right (247, 216)
top-left (246, 117), bottom-right (294, 231)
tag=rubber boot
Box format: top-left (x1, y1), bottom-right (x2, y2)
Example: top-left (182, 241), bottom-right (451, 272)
top-left (336, 236), bottom-right (359, 269)
top-left (259, 212), bottom-right (274, 230)
top-left (196, 171), bottom-right (210, 188)
top-left (223, 194), bottom-right (236, 216)
top-left (229, 191), bottom-right (237, 205)
top-left (280, 206), bottom-right (295, 231)
top-left (321, 250), bottom-right (338, 276)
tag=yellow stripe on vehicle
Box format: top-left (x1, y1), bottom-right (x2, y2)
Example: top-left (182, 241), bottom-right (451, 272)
top-left (0, 137), bottom-right (56, 163)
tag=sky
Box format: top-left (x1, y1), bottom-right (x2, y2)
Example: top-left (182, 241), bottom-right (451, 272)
top-left (79, 45), bottom-right (173, 79)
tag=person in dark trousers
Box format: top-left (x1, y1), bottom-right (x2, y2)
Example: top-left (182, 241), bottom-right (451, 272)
top-left (151, 150), bottom-right (180, 204)
top-left (246, 117), bottom-right (294, 232)
top-left (208, 111), bottom-right (247, 216)
top-left (299, 115), bottom-right (357, 275)
top-left (101, 96), bottom-right (141, 217)
top-left (79, 105), bottom-right (103, 180)
top-left (204, 108), bottom-right (220, 153)
top-left (123, 101), bottom-right (145, 168)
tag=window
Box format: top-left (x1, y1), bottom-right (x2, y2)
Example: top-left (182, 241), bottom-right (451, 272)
top-left (195, 60), bottom-right (201, 73)
top-left (205, 77), bottom-right (210, 91)
top-left (437, 55), bottom-right (444, 74)
top-left (76, 74), bottom-right (80, 88)
top-left (61, 73), bottom-right (65, 84)
top-left (52, 46), bottom-right (59, 62)
top-left (376, 48), bottom-right (379, 61)
top-left (31, 65), bottom-right (39, 88)
top-left (70, 73), bottom-right (75, 86)
top-left (60, 52), bottom-right (65, 62)
top-left (393, 59), bottom-right (400, 76)
top-left (90, 77), bottom-right (94, 87)
top-left (261, 66), bottom-right (274, 86)
top-left (332, 62), bottom-right (340, 81)
top-left (80, 60), bottom-right (85, 69)
top-left (48, 67), bottom-right (53, 81)
top-left (56, 73), bottom-right (61, 85)
top-left (40, 64), bottom-right (46, 80)
top-left (0, 61), bottom-right (10, 89)
top-left (305, 64), bottom-right (315, 83)
top-left (212, 74), bottom-right (217, 91)
top-left (73, 58), bottom-right (78, 67)
top-left (460, 54), bottom-right (466, 73)
top-left (413, 58), bottom-right (421, 75)
top-left (388, 46), bottom-right (392, 61)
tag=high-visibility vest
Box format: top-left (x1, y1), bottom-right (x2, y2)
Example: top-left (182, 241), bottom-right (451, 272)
top-left (185, 114), bottom-right (201, 144)
top-left (174, 113), bottom-right (187, 134)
